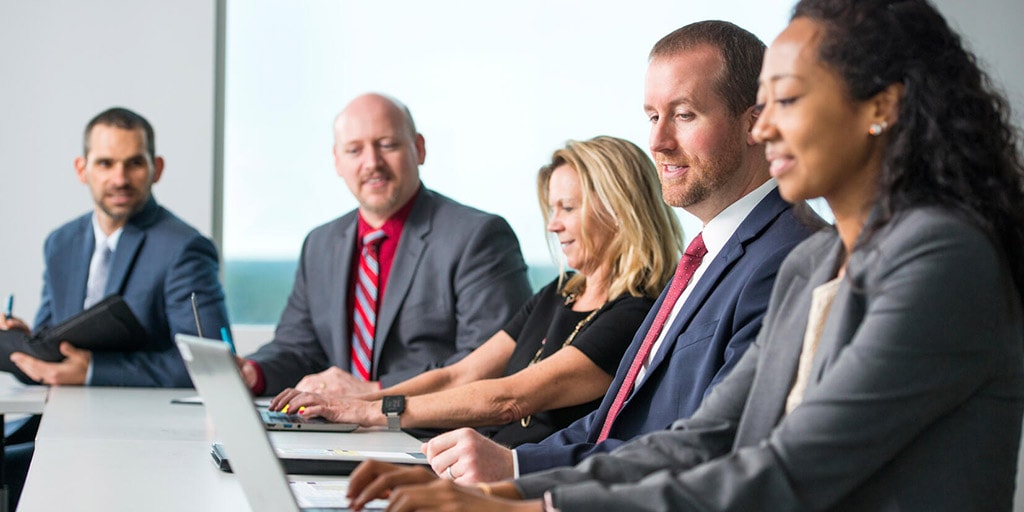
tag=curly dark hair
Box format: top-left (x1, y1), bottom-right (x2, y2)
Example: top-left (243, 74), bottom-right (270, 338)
top-left (792, 0), bottom-right (1024, 302)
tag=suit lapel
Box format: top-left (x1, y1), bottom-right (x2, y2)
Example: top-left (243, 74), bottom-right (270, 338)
top-left (804, 240), bottom-right (871, 393)
top-left (642, 241), bottom-right (742, 375)
top-left (107, 226), bottom-right (144, 297)
top-left (106, 198), bottom-right (163, 298)
top-left (372, 192), bottom-right (433, 375)
top-left (736, 235), bottom-right (843, 445)
top-left (66, 218), bottom-right (94, 314)
top-left (331, 219), bottom-right (358, 367)
top-left (642, 190), bottom-right (790, 379)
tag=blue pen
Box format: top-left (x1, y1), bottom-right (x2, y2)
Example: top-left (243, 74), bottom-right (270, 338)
top-left (220, 327), bottom-right (237, 355)
top-left (5, 294), bottom-right (12, 319)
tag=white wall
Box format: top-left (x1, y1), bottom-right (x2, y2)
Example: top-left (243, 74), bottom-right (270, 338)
top-left (926, 2), bottom-right (1024, 508)
top-left (0, 0), bottom-right (218, 325)
top-left (934, 0), bottom-right (1024, 131)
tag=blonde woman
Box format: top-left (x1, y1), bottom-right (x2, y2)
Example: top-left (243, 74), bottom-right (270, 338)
top-left (272, 135), bottom-right (683, 449)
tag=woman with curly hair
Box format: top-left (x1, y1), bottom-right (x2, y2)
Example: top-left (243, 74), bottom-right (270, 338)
top-left (345, 1), bottom-right (1024, 510)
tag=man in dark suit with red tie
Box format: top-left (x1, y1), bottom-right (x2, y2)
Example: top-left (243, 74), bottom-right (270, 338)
top-left (417, 20), bottom-right (823, 484)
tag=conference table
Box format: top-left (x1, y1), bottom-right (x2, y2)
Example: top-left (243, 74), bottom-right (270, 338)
top-left (12, 385), bottom-right (413, 511)
top-left (0, 380), bottom-right (47, 512)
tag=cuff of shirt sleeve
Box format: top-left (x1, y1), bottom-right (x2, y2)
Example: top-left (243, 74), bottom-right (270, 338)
top-left (543, 491), bottom-right (562, 512)
top-left (511, 448), bottom-right (521, 478)
top-left (247, 360), bottom-right (266, 395)
top-left (85, 360), bottom-right (94, 386)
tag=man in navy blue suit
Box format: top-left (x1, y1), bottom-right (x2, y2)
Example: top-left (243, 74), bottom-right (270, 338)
top-left (0, 107), bottom-right (231, 509)
top-left (1, 107), bottom-right (230, 387)
top-left (419, 21), bottom-right (823, 484)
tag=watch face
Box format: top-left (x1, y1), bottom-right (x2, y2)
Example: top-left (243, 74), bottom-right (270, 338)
top-left (382, 395), bottom-right (406, 414)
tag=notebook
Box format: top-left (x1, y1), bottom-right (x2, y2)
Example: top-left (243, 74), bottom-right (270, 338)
top-left (211, 425), bottom-right (430, 475)
top-left (176, 334), bottom-right (387, 511)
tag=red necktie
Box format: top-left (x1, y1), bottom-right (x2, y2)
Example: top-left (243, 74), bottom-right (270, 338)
top-left (351, 229), bottom-right (386, 381)
top-left (596, 233), bottom-right (708, 442)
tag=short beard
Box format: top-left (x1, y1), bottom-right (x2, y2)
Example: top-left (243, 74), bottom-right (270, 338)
top-left (98, 189), bottom-right (148, 223)
top-left (661, 154), bottom-right (737, 209)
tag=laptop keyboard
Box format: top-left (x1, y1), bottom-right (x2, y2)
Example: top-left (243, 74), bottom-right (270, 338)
top-left (263, 410), bottom-right (310, 423)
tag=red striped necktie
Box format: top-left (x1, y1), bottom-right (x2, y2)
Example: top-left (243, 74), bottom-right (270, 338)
top-left (351, 229), bottom-right (387, 381)
top-left (596, 233), bottom-right (708, 442)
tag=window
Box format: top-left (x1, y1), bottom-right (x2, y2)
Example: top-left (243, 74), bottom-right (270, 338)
top-left (222, 1), bottom-right (798, 324)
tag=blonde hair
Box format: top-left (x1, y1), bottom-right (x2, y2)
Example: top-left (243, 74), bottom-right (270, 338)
top-left (537, 136), bottom-right (684, 300)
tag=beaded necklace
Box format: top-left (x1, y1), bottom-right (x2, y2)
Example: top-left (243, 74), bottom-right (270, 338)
top-left (520, 305), bottom-right (601, 428)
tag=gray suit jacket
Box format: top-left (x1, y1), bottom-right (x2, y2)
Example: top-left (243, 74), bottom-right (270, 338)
top-left (248, 187), bottom-right (532, 393)
top-left (517, 207), bottom-right (1024, 511)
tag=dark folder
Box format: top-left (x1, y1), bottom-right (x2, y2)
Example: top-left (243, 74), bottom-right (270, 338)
top-left (0, 295), bottom-right (148, 383)
top-left (210, 442), bottom-right (428, 476)
top-left (211, 442), bottom-right (366, 475)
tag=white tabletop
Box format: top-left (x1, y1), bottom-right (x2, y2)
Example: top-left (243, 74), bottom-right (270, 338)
top-left (0, 374), bottom-right (47, 416)
top-left (17, 387), bottom-right (411, 511)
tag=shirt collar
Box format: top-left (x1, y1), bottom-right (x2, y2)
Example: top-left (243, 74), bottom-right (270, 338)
top-left (357, 185), bottom-right (421, 241)
top-left (700, 179), bottom-right (777, 255)
top-left (91, 213), bottom-right (124, 253)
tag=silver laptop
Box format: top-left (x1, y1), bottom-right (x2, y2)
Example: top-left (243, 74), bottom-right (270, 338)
top-left (261, 408), bottom-right (360, 432)
top-left (185, 302), bottom-right (357, 434)
top-left (176, 334), bottom-right (387, 511)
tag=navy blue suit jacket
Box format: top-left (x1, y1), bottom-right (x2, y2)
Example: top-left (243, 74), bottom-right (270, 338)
top-left (34, 197), bottom-right (230, 387)
top-left (516, 189), bottom-right (820, 474)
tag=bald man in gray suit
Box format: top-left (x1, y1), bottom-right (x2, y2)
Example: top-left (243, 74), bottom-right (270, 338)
top-left (241, 93), bottom-right (531, 398)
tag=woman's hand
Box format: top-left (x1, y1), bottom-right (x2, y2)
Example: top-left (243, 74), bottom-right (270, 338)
top-left (270, 389), bottom-right (379, 426)
top-left (385, 478), bottom-right (538, 512)
top-left (347, 460), bottom-right (438, 510)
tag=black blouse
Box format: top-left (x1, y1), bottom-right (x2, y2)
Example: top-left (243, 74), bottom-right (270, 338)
top-left (477, 277), bottom-right (654, 447)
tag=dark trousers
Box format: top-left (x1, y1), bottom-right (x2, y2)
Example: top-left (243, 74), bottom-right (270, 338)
top-left (4, 415), bottom-right (40, 511)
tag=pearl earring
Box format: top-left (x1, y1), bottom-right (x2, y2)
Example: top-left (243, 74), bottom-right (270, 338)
top-left (869, 121), bottom-right (888, 136)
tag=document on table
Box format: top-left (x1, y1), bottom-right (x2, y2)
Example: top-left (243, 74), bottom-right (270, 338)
top-left (289, 480), bottom-right (388, 510)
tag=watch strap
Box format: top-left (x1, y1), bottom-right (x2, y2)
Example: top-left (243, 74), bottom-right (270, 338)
top-left (386, 411), bottom-right (401, 431)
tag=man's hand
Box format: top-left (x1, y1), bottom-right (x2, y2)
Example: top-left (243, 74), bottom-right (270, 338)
top-left (0, 313), bottom-right (31, 333)
top-left (294, 366), bottom-right (379, 398)
top-left (423, 427), bottom-right (515, 484)
top-left (237, 356), bottom-right (258, 389)
top-left (10, 342), bottom-right (91, 385)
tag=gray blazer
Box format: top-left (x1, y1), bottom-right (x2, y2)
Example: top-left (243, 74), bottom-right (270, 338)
top-left (248, 187), bottom-right (532, 393)
top-left (517, 207), bottom-right (1024, 511)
